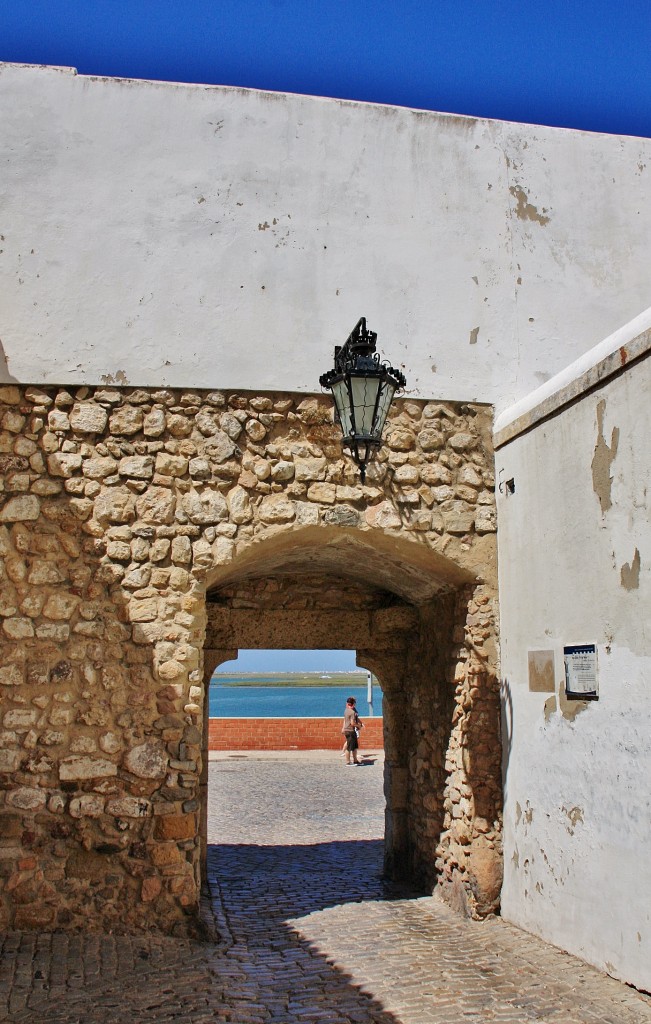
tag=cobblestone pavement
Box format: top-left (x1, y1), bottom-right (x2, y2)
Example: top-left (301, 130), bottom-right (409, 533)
top-left (1, 751), bottom-right (650, 1023)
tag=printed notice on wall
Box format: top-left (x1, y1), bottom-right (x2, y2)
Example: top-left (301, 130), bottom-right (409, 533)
top-left (563, 644), bottom-right (598, 699)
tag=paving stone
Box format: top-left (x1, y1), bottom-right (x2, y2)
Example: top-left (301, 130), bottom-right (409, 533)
top-left (0, 753), bottom-right (650, 1023)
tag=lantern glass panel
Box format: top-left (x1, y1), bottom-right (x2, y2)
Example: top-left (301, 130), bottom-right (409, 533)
top-left (350, 375), bottom-right (381, 436)
top-left (332, 378), bottom-right (353, 436)
top-left (374, 381), bottom-right (396, 439)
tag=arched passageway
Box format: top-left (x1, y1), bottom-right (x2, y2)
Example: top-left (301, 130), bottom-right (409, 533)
top-left (202, 527), bottom-right (502, 917)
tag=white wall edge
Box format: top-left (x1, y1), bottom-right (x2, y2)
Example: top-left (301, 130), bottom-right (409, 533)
top-left (494, 306), bottom-right (651, 448)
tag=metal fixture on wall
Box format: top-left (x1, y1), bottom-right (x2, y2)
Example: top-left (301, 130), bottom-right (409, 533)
top-left (319, 318), bottom-right (406, 482)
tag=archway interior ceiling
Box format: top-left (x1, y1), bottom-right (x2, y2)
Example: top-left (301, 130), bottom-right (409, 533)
top-left (206, 526), bottom-right (475, 608)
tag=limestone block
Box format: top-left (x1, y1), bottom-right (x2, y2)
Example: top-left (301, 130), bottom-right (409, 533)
top-left (81, 456), bottom-right (118, 479)
top-left (5, 472), bottom-right (30, 492)
top-left (455, 485), bottom-right (479, 503)
top-left (269, 460), bottom-right (294, 482)
top-left (294, 501), bottom-right (319, 525)
top-left (37, 623), bottom-right (70, 642)
top-left (191, 538), bottom-right (214, 568)
top-left (59, 756), bottom-right (118, 780)
top-left (47, 453), bottom-right (83, 478)
top-left (42, 593), bottom-right (79, 621)
top-left (219, 412), bottom-right (244, 440)
top-left (129, 596), bottom-right (158, 622)
top-left (3, 709), bottom-right (37, 729)
top-left (155, 453), bottom-right (188, 477)
top-left (28, 560), bottom-right (67, 586)
top-left (195, 408), bottom-right (221, 436)
top-left (227, 485), bottom-right (253, 524)
top-left (119, 455), bottom-right (154, 479)
top-left (135, 486), bottom-right (176, 524)
top-left (431, 485), bottom-right (455, 503)
top-left (6, 787), bottom-right (46, 811)
top-left (130, 537), bottom-right (150, 561)
top-left (307, 482), bottom-right (335, 503)
top-left (70, 403), bottom-right (109, 434)
top-left (3, 617), bottom-right (34, 639)
top-left (94, 486), bottom-right (136, 524)
top-left (418, 429), bottom-right (445, 451)
top-left (143, 407), bottom-right (166, 437)
top-left (0, 749), bottom-right (22, 771)
top-left (171, 535), bottom-right (192, 564)
top-left (69, 794), bottom-right (105, 818)
top-left (188, 457), bottom-right (210, 479)
top-left (257, 494), bottom-right (296, 523)
top-left (105, 541), bottom-right (130, 562)
top-left (150, 538), bottom-right (171, 562)
top-left (394, 464), bottom-right (420, 485)
top-left (109, 406), bottom-right (144, 435)
top-left (458, 464), bottom-right (484, 488)
top-left (107, 796), bottom-right (152, 818)
top-left (47, 409), bottom-right (70, 431)
top-left (443, 503), bottom-right (475, 533)
top-left (294, 457), bottom-right (327, 482)
top-left (475, 507), bottom-right (497, 533)
top-left (0, 495), bottom-right (40, 522)
top-left (122, 565), bottom-right (152, 589)
top-left (323, 505), bottom-right (360, 527)
top-left (252, 459), bottom-right (271, 480)
top-left (0, 386), bottom-right (21, 405)
top-left (203, 430), bottom-right (238, 464)
top-left (0, 585), bottom-right (18, 617)
top-left (99, 732), bottom-right (122, 754)
top-left (449, 432), bottom-right (476, 452)
top-left (182, 489), bottom-right (228, 524)
top-left (387, 428), bottom-right (416, 451)
top-left (124, 741), bottom-right (168, 779)
top-left (245, 419), bottom-right (267, 442)
top-left (165, 414), bottom-right (192, 439)
top-left (335, 485), bottom-right (363, 501)
top-left (0, 664), bottom-right (24, 686)
top-left (212, 537), bottom-right (235, 564)
top-left (364, 501), bottom-right (401, 529)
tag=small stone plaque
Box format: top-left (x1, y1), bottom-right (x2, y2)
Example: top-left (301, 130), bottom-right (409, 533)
top-left (528, 650), bottom-right (556, 692)
top-left (563, 644), bottom-right (598, 699)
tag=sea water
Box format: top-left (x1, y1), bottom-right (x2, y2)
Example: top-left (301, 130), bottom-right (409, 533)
top-left (208, 682), bottom-right (382, 718)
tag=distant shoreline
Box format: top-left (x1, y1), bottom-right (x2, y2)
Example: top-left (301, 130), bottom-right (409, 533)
top-left (212, 672), bottom-right (369, 688)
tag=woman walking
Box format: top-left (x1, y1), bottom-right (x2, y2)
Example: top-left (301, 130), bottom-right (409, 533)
top-left (341, 696), bottom-right (363, 765)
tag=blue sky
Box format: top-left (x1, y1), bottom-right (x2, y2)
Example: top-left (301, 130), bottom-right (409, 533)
top-left (2, 0), bottom-right (651, 137)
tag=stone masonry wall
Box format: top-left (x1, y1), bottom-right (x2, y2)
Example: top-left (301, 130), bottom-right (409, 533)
top-left (0, 382), bottom-right (497, 932)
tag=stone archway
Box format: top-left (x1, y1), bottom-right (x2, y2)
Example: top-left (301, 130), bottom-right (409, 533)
top-left (202, 526), bottom-right (502, 917)
top-left (0, 383), bottom-right (499, 933)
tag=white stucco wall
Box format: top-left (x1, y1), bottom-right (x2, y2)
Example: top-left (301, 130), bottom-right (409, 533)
top-left (2, 61), bottom-right (651, 413)
top-left (496, 343), bottom-right (651, 991)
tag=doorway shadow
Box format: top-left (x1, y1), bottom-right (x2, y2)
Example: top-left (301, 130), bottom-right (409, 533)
top-left (207, 839), bottom-right (423, 933)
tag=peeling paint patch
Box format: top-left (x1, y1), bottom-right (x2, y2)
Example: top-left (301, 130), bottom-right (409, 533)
top-left (621, 548), bottom-right (641, 590)
top-left (591, 399), bottom-right (619, 514)
top-left (563, 805), bottom-right (584, 832)
top-left (509, 185), bottom-right (551, 225)
top-left (469, 327), bottom-right (479, 346)
top-left (559, 685), bottom-right (588, 721)
top-left (544, 695), bottom-right (557, 721)
top-left (100, 370), bottom-right (129, 385)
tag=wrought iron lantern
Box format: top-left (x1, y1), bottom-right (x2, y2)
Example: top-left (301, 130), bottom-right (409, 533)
top-left (319, 318), bottom-right (406, 482)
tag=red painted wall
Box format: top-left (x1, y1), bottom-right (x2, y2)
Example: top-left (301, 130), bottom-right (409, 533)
top-left (208, 717), bottom-right (384, 751)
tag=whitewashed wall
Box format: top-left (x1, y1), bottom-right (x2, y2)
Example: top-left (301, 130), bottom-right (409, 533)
top-left (1, 62), bottom-right (651, 414)
top-left (496, 334), bottom-right (651, 992)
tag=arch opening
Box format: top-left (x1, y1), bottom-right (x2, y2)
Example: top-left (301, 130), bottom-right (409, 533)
top-left (201, 528), bottom-right (502, 918)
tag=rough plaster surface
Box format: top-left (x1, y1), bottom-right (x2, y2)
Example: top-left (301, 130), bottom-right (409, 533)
top-left (496, 356), bottom-right (651, 992)
top-left (2, 62), bottom-right (651, 412)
